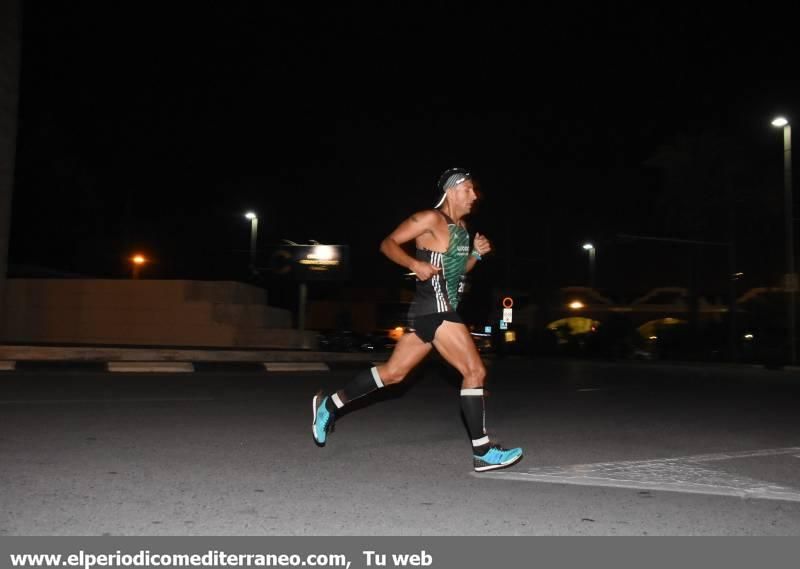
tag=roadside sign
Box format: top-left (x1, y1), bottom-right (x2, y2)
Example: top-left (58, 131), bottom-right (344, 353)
top-left (502, 308), bottom-right (513, 323)
top-left (265, 244), bottom-right (350, 281)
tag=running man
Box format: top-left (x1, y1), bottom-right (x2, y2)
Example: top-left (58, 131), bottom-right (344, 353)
top-left (312, 168), bottom-right (523, 472)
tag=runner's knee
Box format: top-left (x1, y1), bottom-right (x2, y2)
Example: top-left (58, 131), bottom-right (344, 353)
top-left (462, 362), bottom-right (486, 388)
top-left (376, 364), bottom-right (406, 385)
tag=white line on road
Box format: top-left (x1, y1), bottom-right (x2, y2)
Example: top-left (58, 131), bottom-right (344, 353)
top-left (0, 397), bottom-right (216, 405)
top-left (107, 362), bottom-right (195, 373)
top-left (478, 447), bottom-right (800, 502)
top-left (264, 362), bottom-right (330, 372)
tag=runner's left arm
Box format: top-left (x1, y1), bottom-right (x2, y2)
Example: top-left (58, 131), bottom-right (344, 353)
top-left (466, 232), bottom-right (492, 273)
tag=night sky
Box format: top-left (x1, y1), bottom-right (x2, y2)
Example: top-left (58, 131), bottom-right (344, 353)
top-left (8, 3), bottom-right (799, 312)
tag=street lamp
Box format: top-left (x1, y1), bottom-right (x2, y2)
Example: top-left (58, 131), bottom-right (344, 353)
top-left (772, 116), bottom-right (795, 364)
top-left (130, 254), bottom-right (146, 279)
top-left (245, 211), bottom-right (258, 274)
top-left (582, 243), bottom-right (596, 288)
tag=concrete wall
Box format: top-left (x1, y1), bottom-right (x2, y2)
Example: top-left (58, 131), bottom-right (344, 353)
top-left (3, 279), bottom-right (316, 348)
top-left (308, 300), bottom-right (377, 333)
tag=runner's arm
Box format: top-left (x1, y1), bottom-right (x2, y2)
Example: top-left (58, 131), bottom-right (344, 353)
top-left (465, 231), bottom-right (491, 273)
top-left (380, 210), bottom-right (440, 277)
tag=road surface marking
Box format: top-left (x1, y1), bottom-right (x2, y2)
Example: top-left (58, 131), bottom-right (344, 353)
top-left (0, 397), bottom-right (215, 405)
top-left (478, 447), bottom-right (800, 502)
top-left (264, 362), bottom-right (329, 372)
top-left (107, 362), bottom-right (195, 373)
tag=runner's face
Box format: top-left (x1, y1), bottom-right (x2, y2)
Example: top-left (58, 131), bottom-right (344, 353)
top-left (448, 180), bottom-right (478, 214)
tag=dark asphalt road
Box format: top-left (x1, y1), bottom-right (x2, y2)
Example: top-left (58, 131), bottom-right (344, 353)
top-left (2, 358), bottom-right (800, 535)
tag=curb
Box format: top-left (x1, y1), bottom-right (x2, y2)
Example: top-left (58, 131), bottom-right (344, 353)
top-left (0, 345), bottom-right (390, 373)
top-left (0, 345), bottom-right (389, 363)
top-left (0, 358), bottom-right (385, 374)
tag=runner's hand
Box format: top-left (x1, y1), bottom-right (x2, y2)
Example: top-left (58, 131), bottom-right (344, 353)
top-left (474, 232), bottom-right (492, 256)
top-left (412, 261), bottom-right (441, 281)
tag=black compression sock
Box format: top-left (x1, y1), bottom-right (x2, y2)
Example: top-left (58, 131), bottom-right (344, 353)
top-left (461, 388), bottom-right (490, 455)
top-left (330, 366), bottom-right (385, 411)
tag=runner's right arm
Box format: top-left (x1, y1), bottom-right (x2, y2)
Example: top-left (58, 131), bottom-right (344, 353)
top-left (380, 210), bottom-right (441, 281)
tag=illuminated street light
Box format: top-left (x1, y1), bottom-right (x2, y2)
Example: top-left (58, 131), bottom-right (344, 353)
top-left (311, 244), bottom-right (336, 261)
top-left (582, 243), bottom-right (596, 288)
top-left (772, 116), bottom-right (795, 364)
top-left (244, 211), bottom-right (259, 274)
top-left (130, 254), bottom-right (146, 279)
top-left (569, 300), bottom-right (585, 310)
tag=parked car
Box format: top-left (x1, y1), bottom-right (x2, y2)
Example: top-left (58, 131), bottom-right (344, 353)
top-left (316, 329), bottom-right (362, 352)
top-left (319, 327), bottom-right (493, 353)
top-left (317, 328), bottom-right (402, 352)
top-left (470, 331), bottom-right (494, 353)
top-left (362, 326), bottom-right (410, 352)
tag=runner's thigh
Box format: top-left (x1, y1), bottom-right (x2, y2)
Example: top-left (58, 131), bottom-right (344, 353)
top-left (432, 320), bottom-right (484, 380)
top-left (376, 331), bottom-right (433, 382)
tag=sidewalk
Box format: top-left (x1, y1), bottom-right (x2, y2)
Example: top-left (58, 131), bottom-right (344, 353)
top-left (0, 344), bottom-right (389, 373)
top-left (1, 344), bottom-right (796, 375)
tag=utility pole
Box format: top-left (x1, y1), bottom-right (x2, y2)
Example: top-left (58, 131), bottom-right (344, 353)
top-left (0, 0), bottom-right (21, 341)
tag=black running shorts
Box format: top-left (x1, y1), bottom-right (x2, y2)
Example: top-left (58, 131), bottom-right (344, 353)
top-left (411, 312), bottom-right (463, 343)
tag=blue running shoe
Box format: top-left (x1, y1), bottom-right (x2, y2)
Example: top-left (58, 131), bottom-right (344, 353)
top-left (473, 444), bottom-right (523, 472)
top-left (312, 394), bottom-right (335, 446)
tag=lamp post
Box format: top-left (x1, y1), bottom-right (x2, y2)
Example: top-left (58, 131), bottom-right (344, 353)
top-left (245, 212), bottom-right (258, 275)
top-left (582, 243), bottom-right (596, 288)
top-left (772, 116), bottom-right (795, 365)
top-left (131, 254), bottom-right (146, 279)
top-left (280, 238), bottom-right (308, 332)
